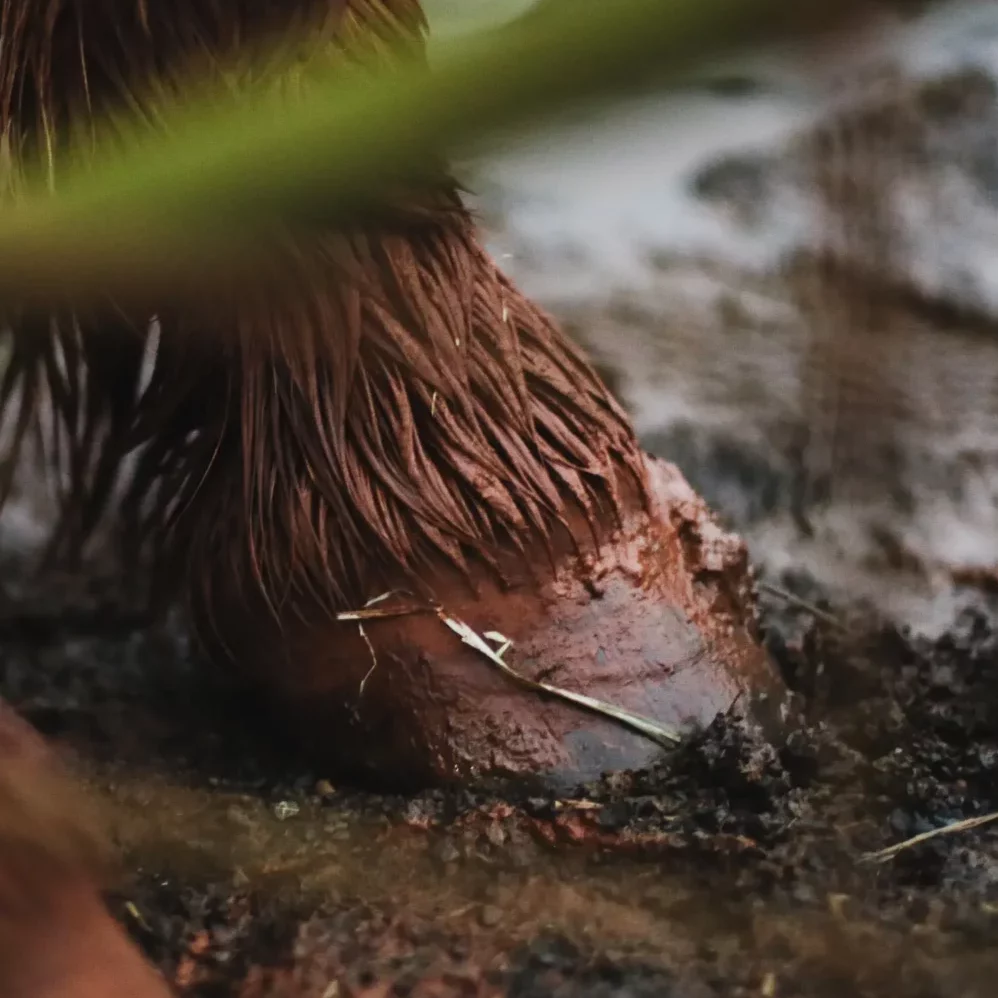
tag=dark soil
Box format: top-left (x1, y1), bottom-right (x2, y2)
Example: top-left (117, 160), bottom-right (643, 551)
top-left (4, 553), bottom-right (998, 996)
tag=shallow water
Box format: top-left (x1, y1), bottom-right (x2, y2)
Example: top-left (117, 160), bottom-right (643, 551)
top-left (94, 767), bottom-right (701, 952)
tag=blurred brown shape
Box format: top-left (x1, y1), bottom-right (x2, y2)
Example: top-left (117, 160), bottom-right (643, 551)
top-left (0, 701), bottom-right (171, 998)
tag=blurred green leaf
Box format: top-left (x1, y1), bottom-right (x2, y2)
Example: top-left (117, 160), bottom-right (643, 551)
top-left (0, 0), bottom-right (832, 308)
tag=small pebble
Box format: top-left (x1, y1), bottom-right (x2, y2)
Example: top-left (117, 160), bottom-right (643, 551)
top-left (479, 904), bottom-right (503, 928)
top-left (272, 800), bottom-right (300, 821)
top-left (485, 822), bottom-right (507, 848)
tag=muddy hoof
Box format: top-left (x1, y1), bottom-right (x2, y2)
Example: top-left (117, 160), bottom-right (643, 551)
top-left (215, 455), bottom-right (784, 790)
top-left (0, 703), bottom-right (170, 998)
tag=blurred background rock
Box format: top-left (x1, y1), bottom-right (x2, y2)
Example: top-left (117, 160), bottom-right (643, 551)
top-left (424, 0), bottom-right (998, 635)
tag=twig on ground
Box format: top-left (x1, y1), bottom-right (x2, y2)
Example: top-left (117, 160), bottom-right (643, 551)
top-left (759, 582), bottom-right (848, 632)
top-left (862, 811), bottom-right (998, 863)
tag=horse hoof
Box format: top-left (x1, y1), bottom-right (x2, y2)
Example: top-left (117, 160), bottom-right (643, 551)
top-left (213, 455), bottom-right (785, 790)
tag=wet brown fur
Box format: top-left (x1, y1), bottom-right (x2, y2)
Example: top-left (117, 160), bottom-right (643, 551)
top-left (0, 1), bottom-right (645, 648)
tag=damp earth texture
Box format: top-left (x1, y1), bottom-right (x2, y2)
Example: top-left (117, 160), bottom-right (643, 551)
top-left (5, 542), bottom-right (998, 997)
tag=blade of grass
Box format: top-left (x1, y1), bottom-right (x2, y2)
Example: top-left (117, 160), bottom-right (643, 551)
top-left (0, 0), bottom-right (864, 308)
top-left (861, 812), bottom-right (998, 864)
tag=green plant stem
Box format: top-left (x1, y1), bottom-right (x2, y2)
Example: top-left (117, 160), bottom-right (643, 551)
top-left (0, 0), bottom-right (844, 307)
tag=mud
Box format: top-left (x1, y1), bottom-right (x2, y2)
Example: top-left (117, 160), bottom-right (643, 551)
top-left (1, 536), bottom-right (998, 995)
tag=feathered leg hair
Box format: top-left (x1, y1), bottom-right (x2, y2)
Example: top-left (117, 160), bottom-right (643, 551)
top-left (0, 0), bottom-right (646, 653)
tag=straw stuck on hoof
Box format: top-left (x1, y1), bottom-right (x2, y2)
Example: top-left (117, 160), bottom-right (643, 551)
top-left (201, 453), bottom-right (783, 789)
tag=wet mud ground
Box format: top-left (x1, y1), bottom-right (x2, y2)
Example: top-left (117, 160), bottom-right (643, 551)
top-left (4, 540), bottom-right (998, 995)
